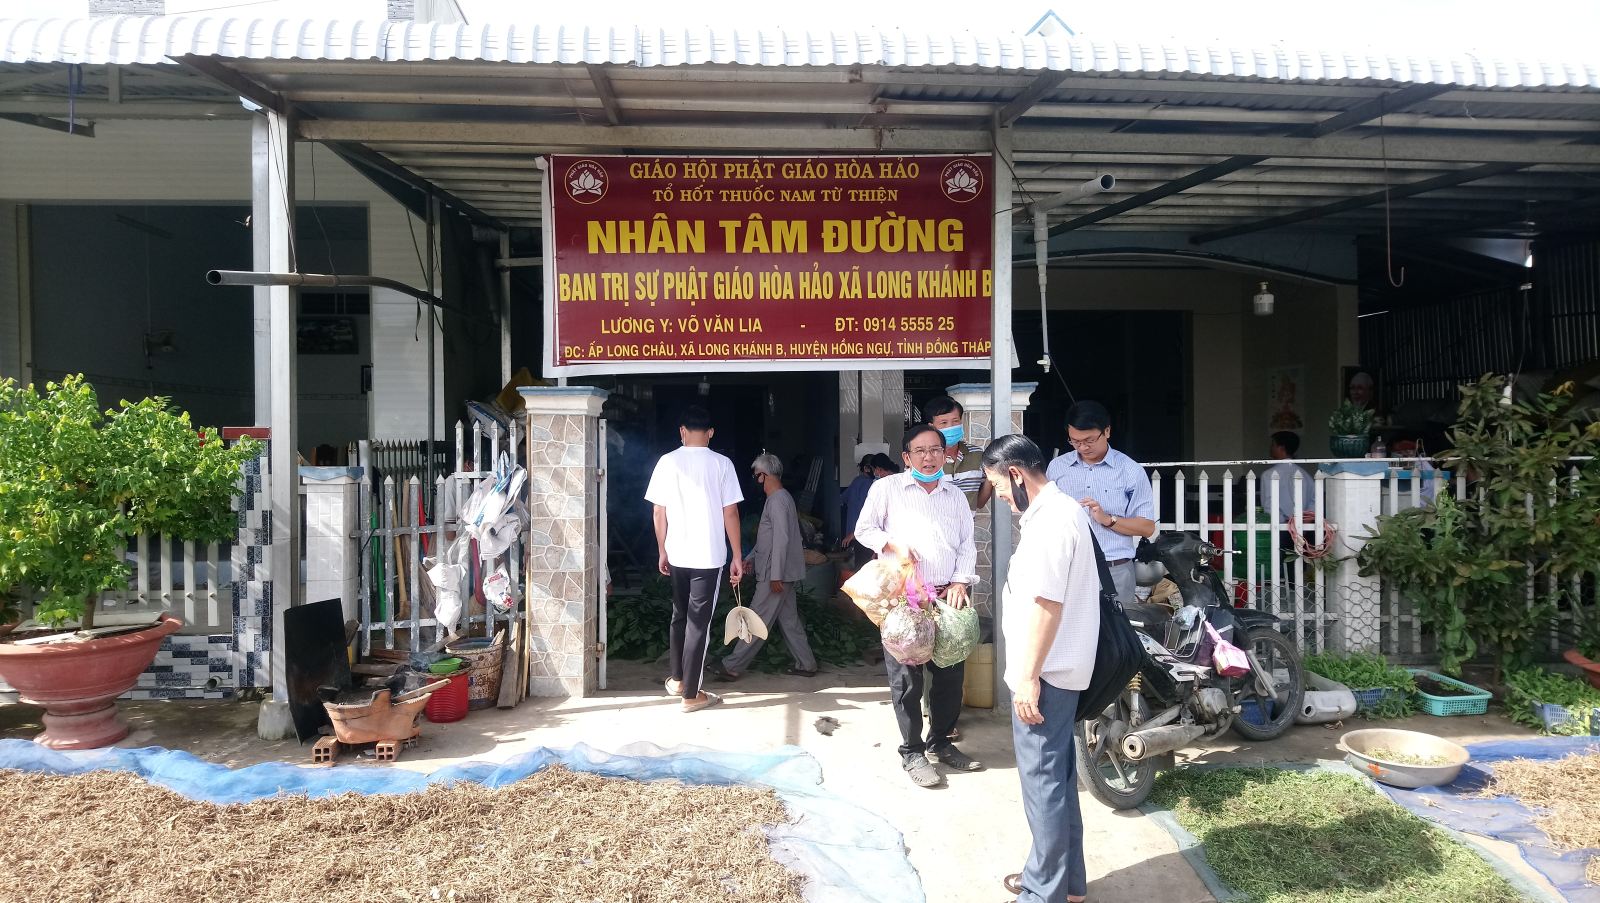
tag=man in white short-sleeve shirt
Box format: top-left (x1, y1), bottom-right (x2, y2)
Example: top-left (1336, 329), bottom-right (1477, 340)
top-left (644, 405), bottom-right (745, 713)
top-left (983, 435), bottom-right (1100, 903)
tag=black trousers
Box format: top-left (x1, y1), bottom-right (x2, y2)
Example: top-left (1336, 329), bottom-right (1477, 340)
top-left (669, 565), bottom-right (723, 699)
top-left (885, 654), bottom-right (965, 758)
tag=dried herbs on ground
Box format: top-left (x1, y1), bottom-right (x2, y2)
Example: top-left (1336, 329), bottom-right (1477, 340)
top-left (0, 765), bottom-right (803, 903)
top-left (1151, 767), bottom-right (1520, 903)
top-left (1477, 751), bottom-right (1600, 886)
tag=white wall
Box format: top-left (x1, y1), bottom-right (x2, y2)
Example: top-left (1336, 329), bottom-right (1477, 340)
top-left (1037, 266), bottom-right (1349, 461)
top-left (0, 117), bottom-right (443, 440)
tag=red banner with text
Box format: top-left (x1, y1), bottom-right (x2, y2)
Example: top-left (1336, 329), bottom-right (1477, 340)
top-left (544, 154), bottom-right (993, 373)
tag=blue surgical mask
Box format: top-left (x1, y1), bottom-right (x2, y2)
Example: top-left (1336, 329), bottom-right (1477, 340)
top-left (911, 467), bottom-right (943, 484)
top-left (938, 425), bottom-right (964, 446)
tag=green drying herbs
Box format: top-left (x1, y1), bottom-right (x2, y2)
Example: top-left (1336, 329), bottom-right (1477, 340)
top-left (606, 576), bottom-right (881, 671)
top-left (1151, 767), bottom-right (1520, 903)
top-left (1304, 652), bottom-right (1418, 719)
top-left (1502, 668), bottom-right (1600, 735)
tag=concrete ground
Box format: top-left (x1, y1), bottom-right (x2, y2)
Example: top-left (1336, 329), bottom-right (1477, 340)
top-left (0, 662), bottom-right (1549, 903)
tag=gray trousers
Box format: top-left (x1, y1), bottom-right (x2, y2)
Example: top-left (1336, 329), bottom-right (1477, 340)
top-left (721, 579), bottom-right (817, 673)
top-left (1012, 682), bottom-right (1086, 902)
top-left (1108, 560), bottom-right (1136, 605)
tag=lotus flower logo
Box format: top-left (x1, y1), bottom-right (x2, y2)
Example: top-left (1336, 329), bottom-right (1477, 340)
top-left (946, 170), bottom-right (979, 195)
top-left (940, 159), bottom-right (984, 203)
top-left (565, 161), bottom-right (608, 204)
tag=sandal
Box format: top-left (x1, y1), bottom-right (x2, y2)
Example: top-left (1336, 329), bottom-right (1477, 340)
top-left (1003, 874), bottom-right (1023, 895)
top-left (929, 745), bottom-right (984, 772)
top-left (708, 660), bottom-right (740, 682)
top-left (664, 678), bottom-right (683, 696)
top-left (903, 754), bottom-right (944, 788)
top-left (682, 692), bottom-right (723, 713)
top-left (785, 667), bottom-right (817, 677)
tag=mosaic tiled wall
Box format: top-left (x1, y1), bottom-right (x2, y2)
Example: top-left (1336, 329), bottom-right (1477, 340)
top-left (521, 388), bottom-right (606, 698)
top-left (127, 447), bottom-right (272, 700)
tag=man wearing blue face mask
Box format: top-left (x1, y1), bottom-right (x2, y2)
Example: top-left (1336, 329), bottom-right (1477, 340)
top-left (925, 395), bottom-right (993, 512)
top-left (855, 424), bottom-right (982, 787)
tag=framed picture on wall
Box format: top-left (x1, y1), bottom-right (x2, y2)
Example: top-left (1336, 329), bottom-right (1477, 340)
top-left (297, 317), bottom-right (358, 355)
top-left (1267, 366), bottom-right (1305, 433)
top-left (1342, 366), bottom-right (1381, 412)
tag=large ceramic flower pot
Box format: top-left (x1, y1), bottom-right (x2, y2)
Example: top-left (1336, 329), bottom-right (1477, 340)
top-left (1563, 649), bottom-right (1600, 690)
top-left (1329, 435), bottom-right (1370, 458)
top-left (0, 614), bottom-right (182, 749)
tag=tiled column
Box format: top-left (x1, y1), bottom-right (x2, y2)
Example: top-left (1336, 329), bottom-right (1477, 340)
top-left (519, 386), bottom-right (608, 698)
top-left (300, 467), bottom-right (362, 623)
top-left (945, 382), bottom-right (1037, 618)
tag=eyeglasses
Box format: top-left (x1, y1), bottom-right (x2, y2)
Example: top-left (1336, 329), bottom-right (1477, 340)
top-left (1067, 431), bottom-right (1105, 449)
top-left (907, 446), bottom-right (945, 458)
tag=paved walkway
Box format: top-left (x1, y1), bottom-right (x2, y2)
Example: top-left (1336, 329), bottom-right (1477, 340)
top-left (0, 662), bottom-right (1548, 903)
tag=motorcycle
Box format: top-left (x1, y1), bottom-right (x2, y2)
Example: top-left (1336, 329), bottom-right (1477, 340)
top-left (1076, 531), bottom-right (1305, 809)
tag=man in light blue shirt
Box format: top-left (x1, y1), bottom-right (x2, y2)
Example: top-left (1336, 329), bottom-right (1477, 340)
top-left (1044, 401), bottom-right (1156, 604)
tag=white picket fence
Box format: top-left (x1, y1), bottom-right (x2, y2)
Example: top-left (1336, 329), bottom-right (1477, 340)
top-left (354, 418), bottom-right (525, 655)
top-left (1144, 457), bottom-right (1593, 660)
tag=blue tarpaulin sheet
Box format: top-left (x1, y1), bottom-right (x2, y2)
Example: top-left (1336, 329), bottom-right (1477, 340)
top-left (1377, 737), bottom-right (1600, 902)
top-left (0, 739), bottom-right (924, 903)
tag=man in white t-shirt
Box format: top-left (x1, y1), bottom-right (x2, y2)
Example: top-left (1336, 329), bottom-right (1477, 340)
top-left (644, 405), bottom-right (745, 713)
top-left (982, 435), bottom-right (1100, 903)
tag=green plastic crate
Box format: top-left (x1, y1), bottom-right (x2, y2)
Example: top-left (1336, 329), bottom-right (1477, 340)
top-left (1407, 668), bottom-right (1491, 716)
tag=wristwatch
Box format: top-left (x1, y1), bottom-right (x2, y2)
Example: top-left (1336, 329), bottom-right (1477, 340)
top-left (1107, 514), bottom-right (1120, 528)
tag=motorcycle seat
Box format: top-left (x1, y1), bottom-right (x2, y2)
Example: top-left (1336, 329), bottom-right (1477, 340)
top-left (1124, 602), bottom-right (1173, 631)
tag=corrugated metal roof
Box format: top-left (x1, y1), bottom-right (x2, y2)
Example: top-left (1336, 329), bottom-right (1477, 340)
top-left (2, 15), bottom-right (1598, 90)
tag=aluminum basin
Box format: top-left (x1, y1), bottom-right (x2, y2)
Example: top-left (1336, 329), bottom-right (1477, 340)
top-left (1339, 728), bottom-right (1470, 789)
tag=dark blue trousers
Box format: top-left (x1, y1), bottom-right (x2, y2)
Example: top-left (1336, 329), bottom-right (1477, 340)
top-left (1010, 681), bottom-right (1086, 901)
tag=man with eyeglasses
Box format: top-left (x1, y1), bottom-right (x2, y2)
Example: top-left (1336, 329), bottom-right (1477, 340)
top-left (854, 424), bottom-right (982, 788)
top-left (1045, 400), bottom-right (1155, 605)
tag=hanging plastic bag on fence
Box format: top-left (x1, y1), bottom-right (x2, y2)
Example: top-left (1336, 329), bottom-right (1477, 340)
top-left (462, 451), bottom-right (526, 542)
top-left (423, 535), bottom-right (471, 635)
top-left (1204, 620), bottom-right (1252, 677)
top-left (880, 568), bottom-right (936, 666)
top-left (931, 599), bottom-right (979, 668)
top-left (843, 556), bottom-right (913, 627)
top-left (475, 511), bottom-right (522, 561)
top-left (482, 565), bottom-right (515, 615)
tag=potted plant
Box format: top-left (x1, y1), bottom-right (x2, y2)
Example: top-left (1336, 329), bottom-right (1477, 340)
top-left (1360, 377), bottom-right (1600, 681)
top-left (1327, 401), bottom-right (1376, 457)
top-left (0, 375), bottom-right (258, 749)
top-left (1560, 615), bottom-right (1600, 689)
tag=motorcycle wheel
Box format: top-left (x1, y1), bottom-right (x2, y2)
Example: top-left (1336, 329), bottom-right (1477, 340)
top-left (1075, 692), bottom-right (1161, 810)
top-left (1230, 625), bottom-right (1306, 741)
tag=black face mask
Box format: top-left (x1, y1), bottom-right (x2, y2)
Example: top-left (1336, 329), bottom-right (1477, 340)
top-left (1010, 473), bottom-right (1032, 512)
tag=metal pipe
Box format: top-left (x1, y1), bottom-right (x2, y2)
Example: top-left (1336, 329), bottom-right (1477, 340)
top-left (207, 269), bottom-right (452, 310)
top-left (1121, 722), bottom-right (1207, 761)
top-left (1030, 175), bottom-right (1115, 373)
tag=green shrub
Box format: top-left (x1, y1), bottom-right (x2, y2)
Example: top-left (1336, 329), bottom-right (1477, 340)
top-left (0, 375), bottom-right (259, 628)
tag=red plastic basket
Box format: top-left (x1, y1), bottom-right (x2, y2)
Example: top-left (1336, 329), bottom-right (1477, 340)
top-left (424, 671), bottom-right (470, 723)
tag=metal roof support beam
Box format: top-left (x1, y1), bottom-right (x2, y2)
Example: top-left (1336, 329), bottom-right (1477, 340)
top-left (1298, 83), bottom-right (1452, 138)
top-left (0, 112), bottom-right (93, 137)
top-left (1190, 162), bottom-right (1527, 243)
top-left (174, 54), bottom-right (286, 115)
top-left (325, 141), bottom-right (506, 229)
top-left (995, 70), bottom-right (1070, 127)
top-left (1049, 83), bottom-right (1452, 235)
top-left (584, 63), bottom-right (623, 125)
top-left (293, 119), bottom-right (1600, 166)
